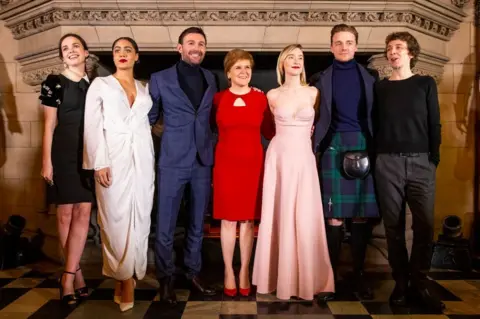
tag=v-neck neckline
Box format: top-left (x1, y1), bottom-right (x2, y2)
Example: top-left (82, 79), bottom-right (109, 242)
top-left (111, 75), bottom-right (138, 109)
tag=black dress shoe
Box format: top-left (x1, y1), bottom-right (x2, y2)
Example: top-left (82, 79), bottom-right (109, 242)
top-left (353, 272), bottom-right (374, 300)
top-left (317, 292), bottom-right (335, 302)
top-left (188, 276), bottom-right (216, 296)
top-left (389, 283), bottom-right (408, 307)
top-left (409, 284), bottom-right (445, 312)
top-left (159, 276), bottom-right (177, 304)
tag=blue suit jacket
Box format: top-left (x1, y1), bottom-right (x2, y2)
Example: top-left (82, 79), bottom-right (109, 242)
top-left (313, 63), bottom-right (378, 152)
top-left (148, 64), bottom-right (218, 168)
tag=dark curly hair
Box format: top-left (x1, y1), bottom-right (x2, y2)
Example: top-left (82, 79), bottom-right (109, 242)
top-left (384, 31), bottom-right (420, 68)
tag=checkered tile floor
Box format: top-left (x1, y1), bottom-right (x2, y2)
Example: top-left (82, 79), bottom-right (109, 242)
top-left (1, 260), bottom-right (480, 318)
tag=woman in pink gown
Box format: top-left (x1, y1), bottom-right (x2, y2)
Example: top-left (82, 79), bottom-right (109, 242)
top-left (252, 44), bottom-right (335, 300)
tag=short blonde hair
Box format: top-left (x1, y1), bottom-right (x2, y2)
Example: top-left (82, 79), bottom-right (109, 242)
top-left (276, 44), bottom-right (307, 86)
top-left (223, 49), bottom-right (254, 81)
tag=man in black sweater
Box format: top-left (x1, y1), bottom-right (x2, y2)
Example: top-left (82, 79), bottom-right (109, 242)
top-left (373, 32), bottom-right (443, 311)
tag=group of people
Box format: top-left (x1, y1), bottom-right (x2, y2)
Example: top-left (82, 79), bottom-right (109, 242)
top-left (40, 23), bottom-right (443, 313)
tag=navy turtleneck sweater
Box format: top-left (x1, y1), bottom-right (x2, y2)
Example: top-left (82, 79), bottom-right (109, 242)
top-left (177, 59), bottom-right (207, 109)
top-left (331, 59), bottom-right (367, 132)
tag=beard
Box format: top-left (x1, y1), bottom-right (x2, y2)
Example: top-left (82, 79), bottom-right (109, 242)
top-left (183, 50), bottom-right (204, 65)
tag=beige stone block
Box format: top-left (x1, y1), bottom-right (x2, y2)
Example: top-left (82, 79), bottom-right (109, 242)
top-left (130, 26), bottom-right (172, 44)
top-left (434, 147), bottom-right (474, 221)
top-left (0, 62), bottom-right (16, 93)
top-left (263, 26), bottom-right (301, 45)
top-left (438, 63), bottom-right (454, 94)
top-left (30, 121), bottom-right (44, 148)
top-left (407, 29), bottom-right (446, 56)
top-left (167, 26), bottom-right (193, 49)
top-left (58, 26), bottom-right (100, 46)
top-left (201, 26), bottom-right (266, 48)
top-left (438, 93), bottom-right (466, 123)
top-left (24, 178), bottom-right (47, 212)
top-left (463, 2), bottom-right (475, 23)
top-left (441, 121), bottom-right (474, 148)
top-left (297, 26), bottom-right (335, 46)
top-left (0, 23), bottom-right (19, 63)
top-left (453, 63), bottom-right (475, 94)
top-left (3, 121), bottom-right (30, 147)
top-left (95, 26), bottom-right (134, 45)
top-left (2, 147), bottom-right (42, 179)
top-left (6, 93), bottom-right (43, 122)
top-left (0, 178), bottom-right (25, 207)
top-left (18, 28), bottom-right (63, 55)
top-left (446, 22), bottom-right (473, 64)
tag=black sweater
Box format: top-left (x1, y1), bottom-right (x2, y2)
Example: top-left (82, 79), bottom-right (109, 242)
top-left (373, 74), bottom-right (441, 165)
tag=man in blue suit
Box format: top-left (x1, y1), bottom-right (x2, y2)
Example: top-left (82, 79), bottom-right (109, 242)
top-left (313, 24), bottom-right (380, 302)
top-left (148, 26), bottom-right (217, 303)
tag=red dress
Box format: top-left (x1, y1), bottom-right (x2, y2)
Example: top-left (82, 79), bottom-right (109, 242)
top-left (212, 88), bottom-right (275, 221)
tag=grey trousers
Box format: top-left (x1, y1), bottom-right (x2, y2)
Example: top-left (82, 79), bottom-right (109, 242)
top-left (374, 153), bottom-right (436, 286)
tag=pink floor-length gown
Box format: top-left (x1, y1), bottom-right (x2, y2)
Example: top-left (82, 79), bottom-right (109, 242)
top-left (252, 96), bottom-right (335, 300)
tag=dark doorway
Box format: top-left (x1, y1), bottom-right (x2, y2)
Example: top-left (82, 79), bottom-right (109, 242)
top-left (96, 51), bottom-right (375, 91)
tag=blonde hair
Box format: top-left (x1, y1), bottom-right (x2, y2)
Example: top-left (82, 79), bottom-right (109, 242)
top-left (276, 44), bottom-right (307, 86)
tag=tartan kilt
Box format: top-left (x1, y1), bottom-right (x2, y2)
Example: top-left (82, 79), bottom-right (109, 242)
top-left (319, 131), bottom-right (379, 219)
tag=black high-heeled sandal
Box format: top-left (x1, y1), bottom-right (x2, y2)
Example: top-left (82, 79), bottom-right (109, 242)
top-left (75, 267), bottom-right (89, 299)
top-left (60, 271), bottom-right (78, 306)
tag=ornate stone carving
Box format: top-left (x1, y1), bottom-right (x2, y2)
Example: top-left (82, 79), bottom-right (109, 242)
top-left (5, 10), bottom-right (458, 40)
top-left (451, 0), bottom-right (471, 8)
top-left (22, 64), bottom-right (63, 87)
top-left (21, 54), bottom-right (100, 87)
top-left (367, 53), bottom-right (447, 83)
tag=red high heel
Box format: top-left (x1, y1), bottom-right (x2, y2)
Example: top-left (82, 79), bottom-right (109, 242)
top-left (224, 287), bottom-right (237, 297)
top-left (239, 287), bottom-right (251, 296)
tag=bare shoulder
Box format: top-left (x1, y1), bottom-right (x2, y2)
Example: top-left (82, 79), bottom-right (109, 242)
top-left (266, 88), bottom-right (280, 101)
top-left (306, 85), bottom-right (319, 96)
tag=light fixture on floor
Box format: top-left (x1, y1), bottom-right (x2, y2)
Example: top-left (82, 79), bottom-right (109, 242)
top-left (431, 215), bottom-right (472, 272)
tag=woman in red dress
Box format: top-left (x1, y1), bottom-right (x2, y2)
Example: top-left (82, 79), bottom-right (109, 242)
top-left (212, 49), bottom-right (275, 297)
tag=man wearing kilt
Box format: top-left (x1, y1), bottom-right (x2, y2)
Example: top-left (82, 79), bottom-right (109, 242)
top-left (314, 24), bottom-right (380, 301)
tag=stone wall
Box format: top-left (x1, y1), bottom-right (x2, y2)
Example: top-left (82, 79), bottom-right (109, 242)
top-left (435, 1), bottom-right (476, 239)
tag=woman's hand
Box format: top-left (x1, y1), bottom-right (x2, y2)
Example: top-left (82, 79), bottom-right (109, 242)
top-left (41, 163), bottom-right (54, 185)
top-left (95, 167), bottom-right (112, 188)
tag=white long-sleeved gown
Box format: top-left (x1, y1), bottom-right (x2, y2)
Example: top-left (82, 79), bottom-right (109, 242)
top-left (83, 75), bottom-right (155, 281)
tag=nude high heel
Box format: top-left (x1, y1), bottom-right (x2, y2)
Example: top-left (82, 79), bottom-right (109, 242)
top-left (119, 279), bottom-right (136, 312)
top-left (114, 281), bottom-right (121, 304)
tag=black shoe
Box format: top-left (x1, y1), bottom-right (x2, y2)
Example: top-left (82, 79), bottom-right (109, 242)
top-left (74, 268), bottom-right (89, 300)
top-left (409, 284), bottom-right (445, 312)
top-left (159, 276), bottom-right (177, 304)
top-left (59, 271), bottom-right (78, 306)
top-left (317, 292), bottom-right (335, 302)
top-left (188, 276), bottom-right (216, 296)
top-left (353, 271), bottom-right (374, 300)
top-left (389, 282), bottom-right (408, 307)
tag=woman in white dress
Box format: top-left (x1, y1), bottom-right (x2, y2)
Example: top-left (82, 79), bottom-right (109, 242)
top-left (83, 37), bottom-right (155, 312)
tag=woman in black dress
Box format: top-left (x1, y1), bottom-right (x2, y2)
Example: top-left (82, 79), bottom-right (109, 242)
top-left (40, 33), bottom-right (95, 305)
